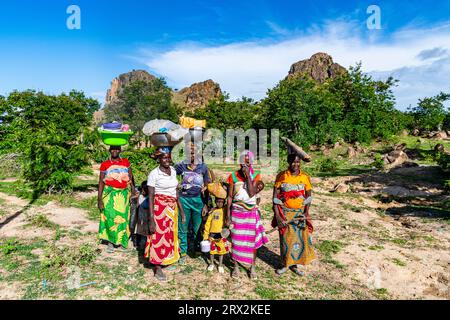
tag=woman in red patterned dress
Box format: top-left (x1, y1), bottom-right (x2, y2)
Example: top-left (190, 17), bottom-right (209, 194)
top-left (144, 149), bottom-right (186, 281)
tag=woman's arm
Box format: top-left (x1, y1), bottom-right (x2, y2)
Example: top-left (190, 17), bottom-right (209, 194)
top-left (177, 189), bottom-right (186, 223)
top-left (304, 189), bottom-right (312, 217)
top-left (201, 167), bottom-right (211, 215)
top-left (98, 172), bottom-right (105, 212)
top-left (272, 187), bottom-right (286, 227)
top-left (148, 186), bottom-right (156, 234)
top-left (128, 167), bottom-right (137, 191)
top-left (242, 166), bottom-right (256, 197)
top-left (226, 183), bottom-right (234, 226)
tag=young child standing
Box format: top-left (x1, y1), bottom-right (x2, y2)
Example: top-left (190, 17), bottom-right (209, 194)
top-left (130, 181), bottom-right (150, 263)
top-left (203, 197), bottom-right (230, 273)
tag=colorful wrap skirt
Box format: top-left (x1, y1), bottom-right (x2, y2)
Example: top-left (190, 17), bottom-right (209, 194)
top-left (144, 194), bottom-right (180, 266)
top-left (230, 203), bottom-right (268, 266)
top-left (99, 185), bottom-right (131, 248)
top-left (209, 233), bottom-right (230, 255)
top-left (279, 207), bottom-right (316, 267)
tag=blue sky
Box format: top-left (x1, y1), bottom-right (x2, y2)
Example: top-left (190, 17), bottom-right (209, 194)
top-left (1, 0), bottom-right (450, 110)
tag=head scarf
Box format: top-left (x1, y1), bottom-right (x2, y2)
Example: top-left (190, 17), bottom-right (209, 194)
top-left (238, 150), bottom-right (255, 176)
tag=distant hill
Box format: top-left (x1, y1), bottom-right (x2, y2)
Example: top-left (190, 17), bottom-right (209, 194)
top-left (287, 52), bottom-right (347, 83)
top-left (103, 70), bottom-right (222, 112)
top-left (96, 52), bottom-right (347, 123)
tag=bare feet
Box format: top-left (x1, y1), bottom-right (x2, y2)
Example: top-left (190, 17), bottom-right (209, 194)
top-left (154, 267), bottom-right (167, 281)
top-left (276, 267), bottom-right (288, 275)
top-left (249, 266), bottom-right (258, 280)
top-left (231, 266), bottom-right (241, 278)
top-left (290, 265), bottom-right (305, 276)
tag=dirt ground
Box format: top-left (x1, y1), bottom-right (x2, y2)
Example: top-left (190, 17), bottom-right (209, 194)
top-left (0, 164), bottom-right (449, 300)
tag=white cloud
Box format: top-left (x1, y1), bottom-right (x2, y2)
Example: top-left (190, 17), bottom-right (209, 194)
top-left (137, 20), bottom-right (450, 110)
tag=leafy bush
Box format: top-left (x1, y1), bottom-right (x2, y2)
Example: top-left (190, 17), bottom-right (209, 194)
top-left (0, 90), bottom-right (100, 194)
top-left (41, 243), bottom-right (99, 269)
top-left (103, 79), bottom-right (181, 141)
top-left (443, 180), bottom-right (450, 192)
top-left (435, 150), bottom-right (450, 172)
top-left (373, 153), bottom-right (385, 170)
top-left (316, 157), bottom-right (339, 174)
top-left (261, 64), bottom-right (404, 148)
top-left (1, 239), bottom-right (20, 255)
top-left (27, 214), bottom-right (58, 229)
top-left (0, 153), bottom-right (21, 179)
top-left (188, 95), bottom-right (261, 130)
top-left (122, 147), bottom-right (158, 185)
top-left (408, 92), bottom-right (450, 132)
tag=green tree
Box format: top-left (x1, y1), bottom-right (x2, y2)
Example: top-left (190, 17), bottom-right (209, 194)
top-left (261, 76), bottom-right (345, 147)
top-left (187, 94), bottom-right (261, 130)
top-left (0, 90), bottom-right (100, 194)
top-left (260, 63), bottom-right (403, 147)
top-left (103, 79), bottom-right (181, 140)
top-left (328, 64), bottom-right (401, 143)
top-left (408, 92), bottom-right (450, 131)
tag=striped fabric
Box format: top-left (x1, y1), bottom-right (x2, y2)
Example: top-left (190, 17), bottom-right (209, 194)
top-left (231, 204), bottom-right (268, 265)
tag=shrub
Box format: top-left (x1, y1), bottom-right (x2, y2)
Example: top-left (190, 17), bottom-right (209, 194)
top-left (122, 147), bottom-right (158, 184)
top-left (373, 153), bottom-right (385, 170)
top-left (0, 153), bottom-right (21, 179)
top-left (316, 157), bottom-right (339, 174)
top-left (0, 90), bottom-right (100, 194)
top-left (435, 150), bottom-right (450, 172)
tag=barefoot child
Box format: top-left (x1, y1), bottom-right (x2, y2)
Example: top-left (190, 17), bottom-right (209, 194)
top-left (203, 197), bottom-right (230, 273)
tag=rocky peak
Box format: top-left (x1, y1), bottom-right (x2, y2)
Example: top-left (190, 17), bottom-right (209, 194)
top-left (287, 52), bottom-right (347, 83)
top-left (105, 70), bottom-right (156, 104)
top-left (173, 79), bottom-right (222, 111)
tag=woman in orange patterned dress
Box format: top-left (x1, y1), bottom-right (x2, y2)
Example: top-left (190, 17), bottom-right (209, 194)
top-left (272, 154), bottom-right (316, 276)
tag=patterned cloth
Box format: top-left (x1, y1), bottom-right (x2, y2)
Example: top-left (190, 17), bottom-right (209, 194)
top-left (279, 207), bottom-right (316, 267)
top-left (144, 194), bottom-right (180, 266)
top-left (203, 208), bottom-right (230, 256)
top-left (98, 185), bottom-right (131, 248)
top-left (230, 203), bottom-right (268, 266)
top-left (175, 162), bottom-right (210, 198)
top-left (273, 169), bottom-right (316, 266)
top-left (210, 235), bottom-right (230, 255)
top-left (228, 170), bottom-right (268, 266)
top-left (100, 158), bottom-right (131, 189)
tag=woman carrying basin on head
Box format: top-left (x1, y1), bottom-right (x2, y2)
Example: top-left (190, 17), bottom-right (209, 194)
top-left (144, 147), bottom-right (186, 281)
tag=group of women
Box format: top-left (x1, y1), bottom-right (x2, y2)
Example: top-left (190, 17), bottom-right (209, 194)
top-left (97, 145), bottom-right (316, 281)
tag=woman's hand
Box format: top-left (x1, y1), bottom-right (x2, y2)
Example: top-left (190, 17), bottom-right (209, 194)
top-left (149, 220), bottom-right (156, 235)
top-left (201, 204), bottom-right (208, 217)
top-left (276, 216), bottom-right (287, 228)
top-left (241, 165), bottom-right (250, 178)
top-left (131, 188), bottom-right (140, 199)
top-left (179, 207), bottom-right (186, 223)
